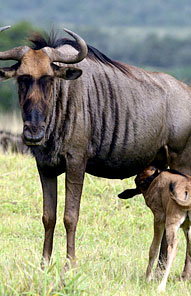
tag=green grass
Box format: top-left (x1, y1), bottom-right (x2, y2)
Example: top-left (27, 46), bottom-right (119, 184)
top-left (0, 153), bottom-right (190, 295)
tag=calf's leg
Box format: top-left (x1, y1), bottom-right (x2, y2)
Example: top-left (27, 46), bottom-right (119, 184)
top-left (158, 223), bottom-right (179, 292)
top-left (156, 230), bottom-right (168, 271)
top-left (146, 220), bottom-right (164, 281)
top-left (38, 166), bottom-right (57, 267)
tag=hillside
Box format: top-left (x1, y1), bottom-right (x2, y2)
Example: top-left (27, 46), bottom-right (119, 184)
top-left (1, 0), bottom-right (191, 27)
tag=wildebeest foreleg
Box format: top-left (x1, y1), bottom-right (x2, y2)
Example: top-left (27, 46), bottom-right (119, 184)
top-left (64, 155), bottom-right (86, 267)
top-left (38, 167), bottom-right (57, 268)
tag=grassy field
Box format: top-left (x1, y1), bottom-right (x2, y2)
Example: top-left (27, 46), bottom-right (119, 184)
top-left (0, 153), bottom-right (190, 295)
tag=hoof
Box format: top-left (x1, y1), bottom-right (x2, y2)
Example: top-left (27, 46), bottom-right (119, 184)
top-left (64, 258), bottom-right (76, 273)
top-left (41, 257), bottom-right (49, 270)
top-left (146, 271), bottom-right (152, 282)
top-left (157, 283), bottom-right (166, 293)
top-left (180, 273), bottom-right (191, 281)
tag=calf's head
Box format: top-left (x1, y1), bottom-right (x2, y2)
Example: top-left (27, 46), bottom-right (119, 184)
top-left (135, 166), bottom-right (160, 194)
top-left (118, 166), bottom-right (160, 199)
top-left (0, 27), bottom-right (87, 145)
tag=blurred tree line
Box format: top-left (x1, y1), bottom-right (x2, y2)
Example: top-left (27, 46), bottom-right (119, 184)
top-left (0, 22), bottom-right (41, 112)
top-left (0, 21), bottom-right (191, 112)
top-left (3, 0), bottom-right (191, 27)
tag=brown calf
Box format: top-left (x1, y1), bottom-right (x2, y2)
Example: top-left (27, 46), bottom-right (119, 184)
top-left (120, 167), bottom-right (191, 292)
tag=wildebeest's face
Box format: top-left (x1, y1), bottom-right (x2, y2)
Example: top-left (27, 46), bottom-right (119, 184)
top-left (17, 50), bottom-right (54, 145)
top-left (5, 49), bottom-right (82, 145)
top-left (0, 28), bottom-right (87, 145)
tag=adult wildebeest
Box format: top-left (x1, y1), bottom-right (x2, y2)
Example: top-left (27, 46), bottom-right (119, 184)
top-left (0, 130), bottom-right (30, 154)
top-left (1, 25), bottom-right (191, 277)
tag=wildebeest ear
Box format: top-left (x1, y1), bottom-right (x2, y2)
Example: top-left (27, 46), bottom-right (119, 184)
top-left (64, 68), bottom-right (82, 80)
top-left (54, 66), bottom-right (82, 80)
top-left (0, 63), bottom-right (18, 81)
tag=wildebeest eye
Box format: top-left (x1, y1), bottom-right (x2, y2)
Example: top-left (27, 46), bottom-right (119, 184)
top-left (17, 75), bottom-right (33, 90)
top-left (38, 75), bottom-right (54, 95)
top-left (185, 191), bottom-right (188, 200)
top-left (39, 75), bottom-right (54, 85)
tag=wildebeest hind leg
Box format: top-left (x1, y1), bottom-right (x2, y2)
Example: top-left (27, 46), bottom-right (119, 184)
top-left (168, 139), bottom-right (191, 278)
top-left (181, 226), bottom-right (191, 280)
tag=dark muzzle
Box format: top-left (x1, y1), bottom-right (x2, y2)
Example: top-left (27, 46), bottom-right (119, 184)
top-left (23, 121), bottom-right (45, 145)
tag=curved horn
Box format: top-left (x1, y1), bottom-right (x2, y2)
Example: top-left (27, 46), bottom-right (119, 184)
top-left (43, 29), bottom-right (88, 64)
top-left (0, 25), bottom-right (11, 33)
top-left (0, 46), bottom-right (30, 61)
top-left (0, 26), bottom-right (30, 61)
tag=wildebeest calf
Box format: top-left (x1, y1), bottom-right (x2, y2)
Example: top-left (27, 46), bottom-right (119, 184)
top-left (119, 167), bottom-right (191, 292)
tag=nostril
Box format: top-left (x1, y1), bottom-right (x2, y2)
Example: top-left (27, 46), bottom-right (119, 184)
top-left (31, 125), bottom-right (38, 134)
top-left (24, 121), bottom-right (31, 131)
top-left (24, 123), bottom-right (38, 134)
top-left (23, 121), bottom-right (45, 144)
top-left (24, 124), bottom-right (30, 132)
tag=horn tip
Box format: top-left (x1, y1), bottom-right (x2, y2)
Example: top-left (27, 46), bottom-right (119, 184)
top-left (63, 28), bottom-right (72, 35)
top-left (0, 25), bottom-right (11, 33)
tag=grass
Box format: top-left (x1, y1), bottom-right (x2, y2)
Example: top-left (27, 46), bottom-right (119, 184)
top-left (0, 153), bottom-right (190, 295)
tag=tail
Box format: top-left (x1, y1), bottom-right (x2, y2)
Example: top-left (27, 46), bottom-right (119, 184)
top-left (169, 182), bottom-right (191, 208)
